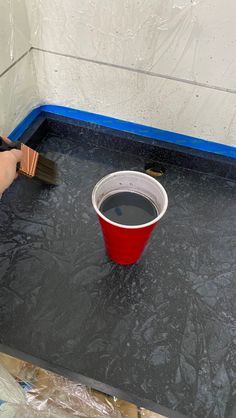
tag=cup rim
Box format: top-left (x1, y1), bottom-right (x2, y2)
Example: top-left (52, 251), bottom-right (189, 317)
top-left (92, 170), bottom-right (168, 230)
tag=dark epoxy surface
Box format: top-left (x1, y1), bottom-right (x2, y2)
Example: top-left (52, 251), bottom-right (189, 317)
top-left (0, 127), bottom-right (236, 418)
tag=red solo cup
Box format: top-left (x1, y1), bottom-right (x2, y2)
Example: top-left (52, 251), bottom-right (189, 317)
top-left (92, 171), bottom-right (168, 265)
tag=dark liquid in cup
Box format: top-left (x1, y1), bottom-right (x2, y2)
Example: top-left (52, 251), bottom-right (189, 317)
top-left (99, 191), bottom-right (158, 226)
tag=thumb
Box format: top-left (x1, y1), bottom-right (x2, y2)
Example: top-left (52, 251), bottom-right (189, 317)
top-left (9, 149), bottom-right (22, 163)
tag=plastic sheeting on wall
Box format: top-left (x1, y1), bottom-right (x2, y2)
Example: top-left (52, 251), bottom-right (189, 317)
top-left (0, 0), bottom-right (30, 75)
top-left (27, 0), bottom-right (236, 92)
top-left (0, 0), bottom-right (38, 136)
top-left (33, 48), bottom-right (236, 147)
top-left (0, 52), bottom-right (38, 136)
top-left (1, 0), bottom-right (236, 147)
top-left (25, 0), bottom-right (236, 146)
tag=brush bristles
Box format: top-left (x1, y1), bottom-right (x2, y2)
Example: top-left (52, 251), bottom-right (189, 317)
top-left (19, 143), bottom-right (59, 185)
top-left (35, 154), bottom-right (59, 185)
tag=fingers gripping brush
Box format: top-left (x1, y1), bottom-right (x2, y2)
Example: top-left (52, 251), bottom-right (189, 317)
top-left (0, 136), bottom-right (59, 185)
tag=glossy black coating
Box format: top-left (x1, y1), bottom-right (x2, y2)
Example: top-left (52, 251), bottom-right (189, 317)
top-left (0, 114), bottom-right (236, 418)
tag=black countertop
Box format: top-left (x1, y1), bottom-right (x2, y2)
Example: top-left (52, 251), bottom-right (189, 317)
top-left (0, 116), bottom-right (236, 418)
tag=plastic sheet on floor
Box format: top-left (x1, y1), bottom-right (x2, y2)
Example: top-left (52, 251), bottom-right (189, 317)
top-left (0, 358), bottom-right (121, 417)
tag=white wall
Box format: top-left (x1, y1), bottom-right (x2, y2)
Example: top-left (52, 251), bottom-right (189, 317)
top-left (33, 49), bottom-right (236, 146)
top-left (26, 0), bottom-right (236, 147)
top-left (28, 0), bottom-right (236, 91)
top-left (0, 0), bottom-right (38, 136)
top-left (2, 0), bottom-right (236, 147)
top-left (0, 0), bottom-right (29, 75)
top-left (0, 53), bottom-right (38, 137)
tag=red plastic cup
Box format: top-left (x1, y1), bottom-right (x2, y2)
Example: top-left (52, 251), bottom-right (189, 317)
top-left (92, 171), bottom-right (168, 265)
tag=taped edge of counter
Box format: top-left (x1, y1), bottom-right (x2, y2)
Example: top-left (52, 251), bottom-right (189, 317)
top-left (8, 104), bottom-right (236, 159)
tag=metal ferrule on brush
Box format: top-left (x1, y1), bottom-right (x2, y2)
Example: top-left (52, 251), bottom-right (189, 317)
top-left (19, 143), bottom-right (39, 178)
top-left (0, 135), bottom-right (58, 185)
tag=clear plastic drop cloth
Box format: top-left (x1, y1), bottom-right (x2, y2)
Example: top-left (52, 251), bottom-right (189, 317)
top-left (0, 355), bottom-right (122, 418)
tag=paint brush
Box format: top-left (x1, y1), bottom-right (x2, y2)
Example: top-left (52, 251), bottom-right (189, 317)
top-left (0, 135), bottom-right (59, 185)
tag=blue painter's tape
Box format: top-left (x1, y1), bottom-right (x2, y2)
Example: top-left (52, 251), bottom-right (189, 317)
top-left (8, 107), bottom-right (42, 142)
top-left (9, 104), bottom-right (236, 158)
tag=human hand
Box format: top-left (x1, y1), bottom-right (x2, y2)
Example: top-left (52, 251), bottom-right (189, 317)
top-left (0, 148), bottom-right (22, 195)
